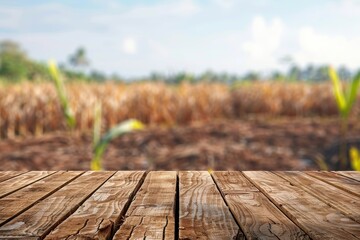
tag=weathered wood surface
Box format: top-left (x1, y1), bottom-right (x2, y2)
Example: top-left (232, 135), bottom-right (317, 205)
top-left (0, 171), bottom-right (82, 226)
top-left (276, 171), bottom-right (360, 223)
top-left (0, 171), bottom-right (26, 183)
top-left (179, 171), bottom-right (242, 239)
top-left (307, 171), bottom-right (360, 198)
top-left (244, 171), bottom-right (360, 239)
top-left (114, 171), bottom-right (177, 239)
top-left (46, 171), bottom-right (145, 239)
top-left (0, 171), bottom-right (114, 239)
top-left (336, 171), bottom-right (360, 182)
top-left (0, 171), bottom-right (55, 198)
top-left (0, 171), bottom-right (359, 240)
top-left (213, 171), bottom-right (308, 239)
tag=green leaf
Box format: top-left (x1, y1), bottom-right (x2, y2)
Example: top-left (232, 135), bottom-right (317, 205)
top-left (329, 67), bottom-right (347, 117)
top-left (91, 119), bottom-right (144, 170)
top-left (93, 101), bottom-right (102, 146)
top-left (48, 60), bottom-right (76, 129)
top-left (344, 72), bottom-right (360, 117)
top-left (350, 147), bottom-right (360, 171)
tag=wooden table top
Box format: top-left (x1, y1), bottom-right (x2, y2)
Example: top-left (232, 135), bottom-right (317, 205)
top-left (0, 171), bottom-right (359, 239)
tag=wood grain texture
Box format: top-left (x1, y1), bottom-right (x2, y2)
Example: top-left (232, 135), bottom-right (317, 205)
top-left (179, 171), bottom-right (242, 240)
top-left (336, 171), bottom-right (360, 182)
top-left (213, 171), bottom-right (309, 239)
top-left (114, 171), bottom-right (177, 240)
top-left (276, 171), bottom-right (360, 223)
top-left (45, 171), bottom-right (145, 240)
top-left (114, 216), bottom-right (175, 240)
top-left (0, 171), bottom-right (26, 183)
top-left (307, 171), bottom-right (360, 198)
top-left (0, 171), bottom-right (82, 226)
top-left (244, 171), bottom-right (360, 240)
top-left (0, 171), bottom-right (114, 239)
top-left (0, 171), bottom-right (359, 239)
top-left (0, 171), bottom-right (55, 198)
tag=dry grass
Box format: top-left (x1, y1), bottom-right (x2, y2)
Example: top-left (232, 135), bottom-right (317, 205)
top-left (0, 81), bottom-right (358, 138)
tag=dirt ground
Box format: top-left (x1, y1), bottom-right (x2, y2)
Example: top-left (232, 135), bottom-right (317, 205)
top-left (1, 117), bottom-right (360, 171)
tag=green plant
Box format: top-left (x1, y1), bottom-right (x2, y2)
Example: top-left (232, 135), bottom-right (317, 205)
top-left (93, 101), bottom-right (102, 147)
top-left (329, 67), bottom-right (360, 119)
top-left (329, 67), bottom-right (360, 169)
top-left (91, 119), bottom-right (144, 170)
top-left (48, 60), bottom-right (76, 129)
top-left (349, 147), bottom-right (360, 171)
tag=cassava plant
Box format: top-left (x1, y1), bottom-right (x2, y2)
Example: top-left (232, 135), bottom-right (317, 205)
top-left (329, 67), bottom-right (360, 169)
top-left (91, 119), bottom-right (144, 170)
top-left (48, 60), bottom-right (76, 129)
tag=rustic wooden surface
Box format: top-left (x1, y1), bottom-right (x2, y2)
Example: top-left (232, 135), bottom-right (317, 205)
top-left (0, 171), bottom-right (359, 239)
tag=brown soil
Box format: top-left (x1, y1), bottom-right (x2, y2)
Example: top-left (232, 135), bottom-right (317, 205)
top-left (1, 117), bottom-right (359, 171)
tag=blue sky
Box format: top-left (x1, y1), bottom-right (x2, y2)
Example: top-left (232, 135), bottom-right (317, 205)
top-left (1, 0), bottom-right (360, 77)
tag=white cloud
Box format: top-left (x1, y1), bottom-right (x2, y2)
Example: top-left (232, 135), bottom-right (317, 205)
top-left (241, 16), bottom-right (284, 70)
top-left (122, 37), bottom-right (137, 55)
top-left (294, 27), bottom-right (360, 69)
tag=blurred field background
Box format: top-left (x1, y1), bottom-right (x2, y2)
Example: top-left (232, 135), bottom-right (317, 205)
top-left (0, 81), bottom-right (359, 139)
top-left (1, 0), bottom-right (360, 171)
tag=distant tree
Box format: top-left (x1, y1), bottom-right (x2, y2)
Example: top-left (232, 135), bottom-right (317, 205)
top-left (301, 64), bottom-right (315, 81)
top-left (270, 71), bottom-right (286, 81)
top-left (167, 72), bottom-right (194, 84)
top-left (242, 71), bottom-right (260, 81)
top-left (68, 47), bottom-right (89, 70)
top-left (288, 65), bottom-right (301, 81)
top-left (199, 70), bottom-right (218, 82)
top-left (149, 72), bottom-right (164, 82)
top-left (338, 66), bottom-right (352, 81)
top-left (110, 73), bottom-right (123, 82)
top-left (89, 70), bottom-right (106, 82)
top-left (313, 65), bottom-right (329, 82)
top-left (0, 40), bottom-right (29, 81)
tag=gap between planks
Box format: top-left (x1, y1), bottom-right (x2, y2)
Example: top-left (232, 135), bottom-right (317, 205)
top-left (306, 171), bottom-right (360, 198)
top-left (0, 171), bottom-right (116, 239)
top-left (114, 171), bottom-right (177, 239)
top-left (0, 171), bottom-right (85, 227)
top-left (274, 171), bottom-right (360, 224)
top-left (0, 171), bottom-right (28, 183)
top-left (45, 171), bottom-right (148, 240)
top-left (243, 171), bottom-right (360, 240)
top-left (211, 171), bottom-right (308, 239)
top-left (0, 171), bottom-right (57, 198)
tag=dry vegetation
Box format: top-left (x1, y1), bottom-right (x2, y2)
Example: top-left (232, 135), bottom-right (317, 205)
top-left (0, 81), bottom-right (359, 138)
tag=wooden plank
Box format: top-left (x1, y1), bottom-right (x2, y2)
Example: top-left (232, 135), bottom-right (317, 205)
top-left (0, 171), bottom-right (55, 198)
top-left (45, 171), bottom-right (145, 240)
top-left (179, 171), bottom-right (242, 240)
top-left (0, 171), bottom-right (114, 239)
top-left (0, 171), bottom-right (83, 226)
top-left (307, 171), bottom-right (360, 198)
top-left (244, 171), bottom-right (360, 240)
top-left (213, 171), bottom-right (309, 239)
top-left (0, 171), bottom-right (26, 183)
top-left (114, 216), bottom-right (175, 240)
top-left (114, 171), bottom-right (176, 240)
top-left (276, 171), bottom-right (360, 223)
top-left (336, 171), bottom-right (360, 182)
top-left (212, 171), bottom-right (258, 194)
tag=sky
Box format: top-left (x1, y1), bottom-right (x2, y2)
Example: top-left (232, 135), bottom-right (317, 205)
top-left (0, 0), bottom-right (360, 77)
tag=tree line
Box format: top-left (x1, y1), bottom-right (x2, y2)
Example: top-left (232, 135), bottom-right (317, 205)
top-left (0, 40), bottom-right (356, 84)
